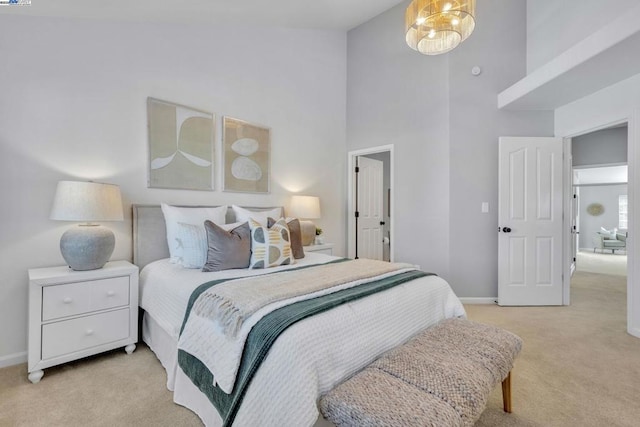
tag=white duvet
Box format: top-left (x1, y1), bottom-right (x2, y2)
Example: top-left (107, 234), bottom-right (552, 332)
top-left (140, 254), bottom-right (466, 427)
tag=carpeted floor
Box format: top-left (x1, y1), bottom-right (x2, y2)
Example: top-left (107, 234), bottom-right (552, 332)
top-left (576, 249), bottom-right (627, 276)
top-left (1, 270), bottom-right (639, 426)
top-left (472, 270), bottom-right (638, 427)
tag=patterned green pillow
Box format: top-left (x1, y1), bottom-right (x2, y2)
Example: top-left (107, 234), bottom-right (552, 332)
top-left (249, 218), bottom-right (294, 269)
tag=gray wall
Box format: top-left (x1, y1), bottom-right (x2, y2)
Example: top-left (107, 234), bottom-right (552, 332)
top-left (347, 0), bottom-right (554, 296)
top-left (0, 16), bottom-right (347, 362)
top-left (347, 3), bottom-right (451, 276)
top-left (526, 0), bottom-right (639, 73)
top-left (447, 0), bottom-right (554, 298)
top-left (572, 127), bottom-right (628, 167)
top-left (578, 184), bottom-right (628, 249)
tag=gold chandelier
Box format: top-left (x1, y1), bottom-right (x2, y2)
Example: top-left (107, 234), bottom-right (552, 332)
top-left (405, 0), bottom-right (476, 55)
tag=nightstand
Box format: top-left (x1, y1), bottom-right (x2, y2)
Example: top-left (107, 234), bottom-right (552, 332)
top-left (27, 260), bottom-right (139, 384)
top-left (304, 243), bottom-right (334, 256)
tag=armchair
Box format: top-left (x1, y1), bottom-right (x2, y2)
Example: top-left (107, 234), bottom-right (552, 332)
top-left (592, 232), bottom-right (626, 253)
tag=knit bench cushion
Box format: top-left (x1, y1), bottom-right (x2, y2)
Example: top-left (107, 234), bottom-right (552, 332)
top-left (320, 318), bottom-right (523, 427)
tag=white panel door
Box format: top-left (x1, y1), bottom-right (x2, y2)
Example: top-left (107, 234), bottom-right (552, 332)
top-left (357, 156), bottom-right (384, 260)
top-left (498, 137), bottom-right (564, 305)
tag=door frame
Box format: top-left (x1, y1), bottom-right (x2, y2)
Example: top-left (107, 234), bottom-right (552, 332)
top-left (347, 145), bottom-right (395, 261)
top-left (562, 137), bottom-right (573, 305)
top-left (560, 117), bottom-right (637, 338)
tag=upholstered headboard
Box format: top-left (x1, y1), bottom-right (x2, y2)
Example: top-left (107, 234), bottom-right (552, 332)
top-left (132, 204), bottom-right (284, 269)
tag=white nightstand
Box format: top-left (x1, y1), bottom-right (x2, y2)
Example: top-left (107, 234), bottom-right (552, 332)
top-left (304, 243), bottom-right (334, 256)
top-left (27, 260), bottom-right (139, 384)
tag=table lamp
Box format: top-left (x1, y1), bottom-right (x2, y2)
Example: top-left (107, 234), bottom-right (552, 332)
top-left (290, 195), bottom-right (321, 246)
top-left (50, 181), bottom-right (124, 271)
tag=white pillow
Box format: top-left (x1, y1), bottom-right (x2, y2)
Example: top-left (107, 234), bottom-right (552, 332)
top-left (600, 227), bottom-right (617, 239)
top-left (177, 221), bottom-right (244, 269)
top-left (175, 223), bottom-right (208, 269)
top-left (231, 205), bottom-right (282, 227)
top-left (161, 203), bottom-right (227, 263)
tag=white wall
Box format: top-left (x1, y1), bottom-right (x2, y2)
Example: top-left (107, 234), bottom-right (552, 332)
top-left (578, 184), bottom-right (628, 249)
top-left (526, 0), bottom-right (640, 73)
top-left (0, 15), bottom-right (347, 363)
top-left (573, 127), bottom-right (628, 167)
top-left (347, 0), bottom-right (554, 297)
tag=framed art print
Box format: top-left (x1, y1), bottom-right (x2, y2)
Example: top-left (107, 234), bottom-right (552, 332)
top-left (147, 97), bottom-right (214, 190)
top-left (222, 116), bottom-right (270, 193)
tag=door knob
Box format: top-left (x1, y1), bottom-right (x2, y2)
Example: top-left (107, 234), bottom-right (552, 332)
top-left (503, 227), bottom-right (512, 233)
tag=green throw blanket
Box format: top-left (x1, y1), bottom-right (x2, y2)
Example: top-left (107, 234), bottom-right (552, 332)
top-left (178, 260), bottom-right (431, 427)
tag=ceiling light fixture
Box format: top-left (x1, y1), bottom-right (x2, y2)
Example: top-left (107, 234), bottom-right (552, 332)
top-left (405, 0), bottom-right (476, 55)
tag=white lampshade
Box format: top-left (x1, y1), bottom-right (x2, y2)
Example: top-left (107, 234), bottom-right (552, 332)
top-left (50, 181), bottom-right (124, 222)
top-left (50, 181), bottom-right (124, 271)
top-left (290, 195), bottom-right (321, 219)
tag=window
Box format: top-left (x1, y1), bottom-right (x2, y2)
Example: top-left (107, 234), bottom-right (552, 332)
top-left (619, 195), bottom-right (628, 229)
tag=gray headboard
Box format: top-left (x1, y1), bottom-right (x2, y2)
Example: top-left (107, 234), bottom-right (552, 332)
top-left (132, 204), bottom-right (283, 269)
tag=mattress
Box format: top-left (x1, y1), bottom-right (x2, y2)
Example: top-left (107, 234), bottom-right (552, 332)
top-left (139, 254), bottom-right (466, 426)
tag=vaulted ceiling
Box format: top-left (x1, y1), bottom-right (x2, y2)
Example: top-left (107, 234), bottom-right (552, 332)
top-left (0, 0), bottom-right (406, 30)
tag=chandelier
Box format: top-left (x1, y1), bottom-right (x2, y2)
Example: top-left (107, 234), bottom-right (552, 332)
top-left (405, 0), bottom-right (476, 55)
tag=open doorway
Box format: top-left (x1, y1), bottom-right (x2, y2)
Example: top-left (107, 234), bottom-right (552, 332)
top-left (571, 125), bottom-right (628, 277)
top-left (568, 124), bottom-right (628, 330)
top-left (347, 145), bottom-right (394, 262)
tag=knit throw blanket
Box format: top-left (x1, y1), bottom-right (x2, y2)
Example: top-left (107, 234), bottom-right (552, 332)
top-left (192, 258), bottom-right (414, 338)
top-left (179, 267), bottom-right (432, 426)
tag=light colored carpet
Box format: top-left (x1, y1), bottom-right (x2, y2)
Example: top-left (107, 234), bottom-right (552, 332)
top-left (1, 271), bottom-right (639, 426)
top-left (0, 344), bottom-right (201, 427)
top-left (472, 270), bottom-right (639, 427)
top-left (576, 249), bottom-right (627, 276)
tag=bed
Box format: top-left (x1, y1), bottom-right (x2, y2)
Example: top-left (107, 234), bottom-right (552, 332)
top-left (133, 204), bottom-right (466, 427)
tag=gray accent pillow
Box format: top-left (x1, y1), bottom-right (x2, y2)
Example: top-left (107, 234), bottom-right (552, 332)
top-left (268, 217), bottom-right (305, 259)
top-left (202, 221), bottom-right (251, 272)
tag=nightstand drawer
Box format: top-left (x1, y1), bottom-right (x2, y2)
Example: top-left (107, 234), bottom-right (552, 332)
top-left (41, 308), bottom-right (130, 360)
top-left (42, 276), bottom-right (130, 321)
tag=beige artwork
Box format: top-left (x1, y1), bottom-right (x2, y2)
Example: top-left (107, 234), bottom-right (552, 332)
top-left (223, 117), bottom-right (270, 193)
top-left (147, 98), bottom-right (214, 190)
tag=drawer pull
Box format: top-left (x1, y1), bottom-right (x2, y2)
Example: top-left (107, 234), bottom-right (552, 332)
top-left (107, 291), bottom-right (115, 297)
top-left (63, 297), bottom-right (73, 304)
top-left (85, 329), bottom-right (94, 336)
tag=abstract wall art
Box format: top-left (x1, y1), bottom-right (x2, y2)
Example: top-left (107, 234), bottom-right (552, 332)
top-left (147, 97), bottom-right (214, 190)
top-left (222, 116), bottom-right (270, 193)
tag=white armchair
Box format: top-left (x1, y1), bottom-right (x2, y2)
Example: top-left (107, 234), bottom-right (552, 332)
top-left (592, 232), bottom-right (626, 253)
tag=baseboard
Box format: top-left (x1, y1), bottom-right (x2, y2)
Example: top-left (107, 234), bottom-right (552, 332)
top-left (0, 351), bottom-right (27, 368)
top-left (459, 297), bottom-right (498, 305)
top-left (628, 326), bottom-right (640, 339)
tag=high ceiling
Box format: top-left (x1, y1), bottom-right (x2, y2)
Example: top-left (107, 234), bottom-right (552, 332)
top-left (0, 0), bottom-right (406, 30)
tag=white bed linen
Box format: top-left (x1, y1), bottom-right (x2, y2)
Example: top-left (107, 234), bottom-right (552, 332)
top-left (140, 254), bottom-right (466, 427)
top-left (179, 264), bottom-right (417, 393)
top-left (139, 253), bottom-right (338, 342)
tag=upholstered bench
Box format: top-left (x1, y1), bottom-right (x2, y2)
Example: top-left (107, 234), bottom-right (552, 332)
top-left (319, 318), bottom-right (523, 427)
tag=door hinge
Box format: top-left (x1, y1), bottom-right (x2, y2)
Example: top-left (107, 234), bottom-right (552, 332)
top-left (355, 211), bottom-right (359, 218)
top-left (355, 166), bottom-right (360, 173)
top-left (573, 194), bottom-right (577, 199)
top-left (573, 257), bottom-right (576, 262)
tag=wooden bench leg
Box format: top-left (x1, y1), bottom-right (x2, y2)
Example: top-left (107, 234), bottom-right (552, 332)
top-left (502, 371), bottom-right (512, 413)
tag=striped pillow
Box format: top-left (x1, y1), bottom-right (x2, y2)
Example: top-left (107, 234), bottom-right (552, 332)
top-left (249, 218), bottom-right (294, 269)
